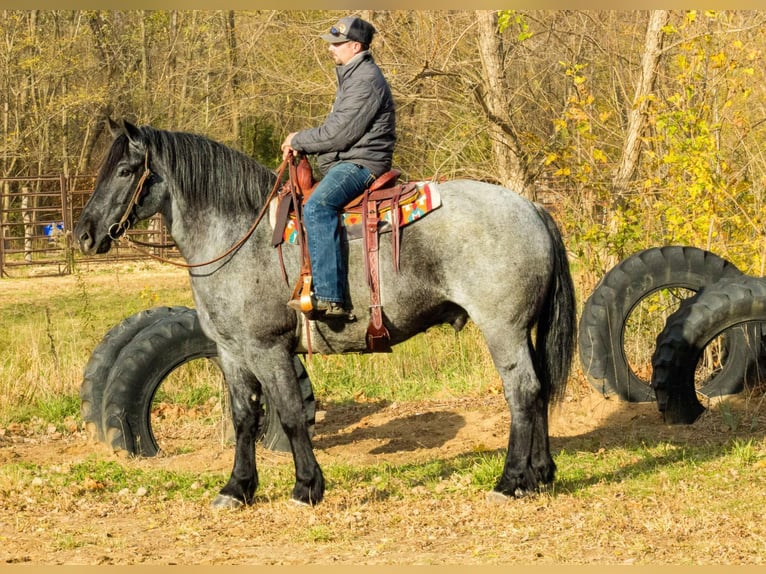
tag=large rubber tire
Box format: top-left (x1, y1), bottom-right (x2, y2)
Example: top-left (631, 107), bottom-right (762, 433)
top-left (80, 306), bottom-right (190, 442)
top-left (652, 275), bottom-right (766, 424)
top-left (579, 246), bottom-right (745, 402)
top-left (84, 306), bottom-right (314, 456)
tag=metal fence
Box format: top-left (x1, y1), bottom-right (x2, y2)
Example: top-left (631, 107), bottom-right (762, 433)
top-left (0, 175), bottom-right (178, 277)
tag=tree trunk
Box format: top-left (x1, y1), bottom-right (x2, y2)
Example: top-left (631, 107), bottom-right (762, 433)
top-left (225, 11), bottom-right (240, 144)
top-left (77, 105), bottom-right (112, 174)
top-left (474, 10), bottom-right (534, 198)
top-left (22, 187), bottom-right (32, 263)
top-left (613, 10), bottom-right (669, 196)
top-left (140, 10), bottom-right (149, 119)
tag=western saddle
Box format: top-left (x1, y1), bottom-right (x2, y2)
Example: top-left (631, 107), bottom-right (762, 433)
top-left (271, 155), bottom-right (418, 353)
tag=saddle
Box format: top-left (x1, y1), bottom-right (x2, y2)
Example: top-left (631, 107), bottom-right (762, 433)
top-left (271, 155), bottom-right (419, 353)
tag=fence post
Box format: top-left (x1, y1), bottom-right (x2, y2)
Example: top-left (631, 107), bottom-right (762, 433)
top-left (21, 186), bottom-right (33, 263)
top-left (0, 180), bottom-right (6, 277)
top-left (61, 174), bottom-right (73, 274)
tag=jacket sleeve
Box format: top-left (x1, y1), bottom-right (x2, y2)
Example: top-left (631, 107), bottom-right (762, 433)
top-left (291, 76), bottom-right (383, 155)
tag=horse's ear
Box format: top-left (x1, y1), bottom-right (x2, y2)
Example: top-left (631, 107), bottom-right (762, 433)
top-left (120, 119), bottom-right (143, 146)
top-left (107, 117), bottom-right (121, 138)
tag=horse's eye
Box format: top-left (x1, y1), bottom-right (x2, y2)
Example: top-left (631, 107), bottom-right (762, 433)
top-left (117, 167), bottom-right (133, 178)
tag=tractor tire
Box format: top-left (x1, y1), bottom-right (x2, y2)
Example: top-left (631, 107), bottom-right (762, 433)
top-left (80, 306), bottom-right (190, 442)
top-left (82, 306), bottom-right (314, 455)
top-left (652, 275), bottom-right (766, 424)
top-left (579, 246), bottom-right (746, 401)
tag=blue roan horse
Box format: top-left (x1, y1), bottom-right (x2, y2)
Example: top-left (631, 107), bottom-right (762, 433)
top-left (75, 119), bottom-right (577, 508)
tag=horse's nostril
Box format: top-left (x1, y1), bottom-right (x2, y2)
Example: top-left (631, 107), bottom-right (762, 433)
top-left (76, 229), bottom-right (94, 252)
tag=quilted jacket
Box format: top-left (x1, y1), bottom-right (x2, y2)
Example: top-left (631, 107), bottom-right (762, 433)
top-left (290, 51), bottom-right (396, 177)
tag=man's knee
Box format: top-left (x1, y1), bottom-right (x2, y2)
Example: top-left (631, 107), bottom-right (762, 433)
top-left (303, 196), bottom-right (332, 225)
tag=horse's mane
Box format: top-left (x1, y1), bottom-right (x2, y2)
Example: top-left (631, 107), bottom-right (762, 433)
top-left (110, 125), bottom-right (277, 214)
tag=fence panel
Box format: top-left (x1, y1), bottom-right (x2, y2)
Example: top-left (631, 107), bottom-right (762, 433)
top-left (0, 175), bottom-right (178, 277)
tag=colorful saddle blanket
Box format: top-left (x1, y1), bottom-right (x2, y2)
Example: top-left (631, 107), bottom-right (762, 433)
top-left (269, 181), bottom-right (442, 243)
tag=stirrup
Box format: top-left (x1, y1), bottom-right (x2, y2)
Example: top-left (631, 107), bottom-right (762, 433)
top-left (288, 274), bottom-right (314, 313)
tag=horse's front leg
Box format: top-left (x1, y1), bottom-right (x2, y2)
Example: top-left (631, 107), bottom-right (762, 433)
top-left (254, 348), bottom-right (325, 506)
top-left (212, 358), bottom-right (262, 509)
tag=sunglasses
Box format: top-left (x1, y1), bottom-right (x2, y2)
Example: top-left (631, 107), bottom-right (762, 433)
top-left (328, 26), bottom-right (353, 46)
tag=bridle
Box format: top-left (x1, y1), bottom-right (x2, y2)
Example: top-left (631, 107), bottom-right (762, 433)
top-left (109, 148), bottom-right (290, 269)
top-left (107, 149), bottom-right (152, 241)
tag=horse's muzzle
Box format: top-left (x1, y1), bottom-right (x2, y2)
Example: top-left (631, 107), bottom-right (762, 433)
top-left (75, 222), bottom-right (114, 255)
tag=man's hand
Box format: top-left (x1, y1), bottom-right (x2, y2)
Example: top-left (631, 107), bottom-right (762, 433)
top-left (281, 132), bottom-right (298, 160)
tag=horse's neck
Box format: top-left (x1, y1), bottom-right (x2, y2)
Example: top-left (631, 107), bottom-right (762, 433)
top-left (169, 191), bottom-right (269, 266)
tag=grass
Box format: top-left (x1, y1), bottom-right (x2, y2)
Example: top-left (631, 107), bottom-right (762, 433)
top-left (0, 261), bottom-right (502, 426)
top-left (305, 322), bottom-right (501, 403)
top-left (0, 457), bottom-right (224, 504)
top-left (3, 432), bottom-right (762, 505)
top-left (0, 262), bottom-right (195, 425)
top-left (2, 261), bottom-right (766, 564)
top-left (2, 429), bottom-right (765, 564)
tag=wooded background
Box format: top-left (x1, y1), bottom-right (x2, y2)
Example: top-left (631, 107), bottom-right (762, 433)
top-left (3, 9), bottom-right (766, 285)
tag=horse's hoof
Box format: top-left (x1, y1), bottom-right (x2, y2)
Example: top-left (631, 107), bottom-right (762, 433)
top-left (211, 494), bottom-right (245, 510)
top-left (487, 486), bottom-right (530, 502)
top-left (486, 490), bottom-right (510, 504)
top-left (289, 497), bottom-right (312, 508)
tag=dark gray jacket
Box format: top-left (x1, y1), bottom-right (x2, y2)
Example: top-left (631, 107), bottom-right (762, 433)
top-left (290, 51), bottom-right (395, 177)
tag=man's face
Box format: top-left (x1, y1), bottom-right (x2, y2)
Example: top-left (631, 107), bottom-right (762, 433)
top-left (328, 41), bottom-right (360, 66)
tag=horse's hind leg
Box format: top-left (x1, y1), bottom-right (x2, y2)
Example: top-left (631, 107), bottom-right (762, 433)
top-left (484, 329), bottom-right (555, 498)
top-left (212, 358), bottom-right (262, 509)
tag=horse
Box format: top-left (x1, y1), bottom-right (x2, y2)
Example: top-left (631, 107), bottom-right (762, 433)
top-left (74, 118), bottom-right (577, 508)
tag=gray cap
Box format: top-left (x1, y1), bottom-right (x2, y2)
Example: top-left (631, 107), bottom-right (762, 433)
top-left (320, 16), bottom-right (375, 45)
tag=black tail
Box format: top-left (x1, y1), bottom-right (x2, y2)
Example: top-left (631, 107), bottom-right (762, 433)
top-left (533, 204), bottom-right (577, 404)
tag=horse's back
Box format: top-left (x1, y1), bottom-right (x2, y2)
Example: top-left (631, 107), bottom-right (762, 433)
top-left (420, 179), bottom-right (553, 261)
top-left (354, 179), bottom-right (557, 331)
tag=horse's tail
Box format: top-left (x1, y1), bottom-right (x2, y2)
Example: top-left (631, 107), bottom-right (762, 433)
top-left (533, 204), bottom-right (577, 405)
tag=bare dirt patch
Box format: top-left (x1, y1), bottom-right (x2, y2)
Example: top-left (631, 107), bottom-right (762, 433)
top-left (2, 385), bottom-right (764, 565)
top-left (1, 265), bottom-right (765, 565)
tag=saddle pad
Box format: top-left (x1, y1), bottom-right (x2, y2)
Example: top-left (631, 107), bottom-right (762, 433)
top-left (269, 181), bottom-right (442, 244)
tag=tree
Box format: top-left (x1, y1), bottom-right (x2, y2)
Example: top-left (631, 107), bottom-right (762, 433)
top-left (474, 10), bottom-right (535, 196)
top-left (613, 10), bottom-right (669, 196)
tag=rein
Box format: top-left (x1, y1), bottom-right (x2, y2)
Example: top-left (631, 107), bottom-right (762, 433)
top-left (113, 152), bottom-right (290, 269)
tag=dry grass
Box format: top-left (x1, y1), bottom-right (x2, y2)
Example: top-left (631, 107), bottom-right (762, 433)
top-left (0, 261), bottom-right (194, 421)
top-left (1, 390), bottom-right (765, 565)
top-left (1, 262), bottom-right (765, 565)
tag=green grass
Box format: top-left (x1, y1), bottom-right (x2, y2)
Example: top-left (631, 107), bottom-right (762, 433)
top-left (4, 264), bottom-right (766, 564)
top-left (3, 434), bottom-right (763, 508)
top-left (0, 264), bottom-right (194, 425)
top-left (0, 457), bottom-right (225, 503)
top-left (0, 264), bottom-right (502, 425)
top-left (305, 322), bottom-right (500, 404)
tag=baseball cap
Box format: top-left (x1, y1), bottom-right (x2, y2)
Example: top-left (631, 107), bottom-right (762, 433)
top-left (320, 16), bottom-right (376, 45)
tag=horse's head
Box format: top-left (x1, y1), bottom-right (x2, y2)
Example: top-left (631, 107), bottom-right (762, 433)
top-left (75, 118), bottom-right (167, 255)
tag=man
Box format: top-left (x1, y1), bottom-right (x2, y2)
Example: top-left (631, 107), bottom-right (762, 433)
top-left (282, 15), bottom-right (396, 319)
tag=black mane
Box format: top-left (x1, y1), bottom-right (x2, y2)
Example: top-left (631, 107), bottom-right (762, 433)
top-left (103, 125), bottom-right (278, 214)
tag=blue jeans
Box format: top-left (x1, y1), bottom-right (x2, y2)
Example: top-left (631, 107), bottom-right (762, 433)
top-left (303, 162), bottom-right (374, 304)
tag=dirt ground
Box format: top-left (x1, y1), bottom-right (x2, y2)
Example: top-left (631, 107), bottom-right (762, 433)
top-left (2, 383), bottom-right (763, 566)
top-left (1, 264), bottom-right (764, 565)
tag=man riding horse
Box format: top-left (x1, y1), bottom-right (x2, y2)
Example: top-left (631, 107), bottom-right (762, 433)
top-left (281, 15), bottom-right (396, 320)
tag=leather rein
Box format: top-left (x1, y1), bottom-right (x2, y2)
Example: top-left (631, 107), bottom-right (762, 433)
top-left (109, 150), bottom-right (290, 270)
